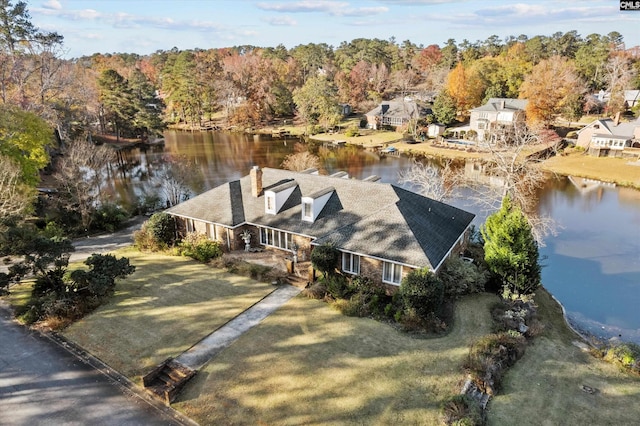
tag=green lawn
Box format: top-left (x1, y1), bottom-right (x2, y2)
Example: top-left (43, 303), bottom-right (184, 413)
top-left (488, 289), bottom-right (640, 425)
top-left (62, 249), bottom-right (275, 382)
top-left (7, 248), bottom-right (639, 425)
top-left (173, 293), bottom-right (498, 425)
top-left (540, 151), bottom-right (640, 188)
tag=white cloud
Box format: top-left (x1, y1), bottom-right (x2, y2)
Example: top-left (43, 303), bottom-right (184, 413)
top-left (42, 0), bottom-right (62, 10)
top-left (256, 1), bottom-right (388, 17)
top-left (262, 16), bottom-right (298, 26)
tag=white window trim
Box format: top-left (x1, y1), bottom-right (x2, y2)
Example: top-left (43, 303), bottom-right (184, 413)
top-left (186, 218), bottom-right (195, 233)
top-left (382, 261), bottom-right (403, 285)
top-left (265, 194), bottom-right (276, 214)
top-left (259, 227), bottom-right (294, 250)
top-left (342, 252), bottom-right (360, 275)
top-left (302, 201), bottom-right (313, 221)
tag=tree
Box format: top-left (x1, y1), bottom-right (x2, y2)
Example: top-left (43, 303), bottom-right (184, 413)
top-left (433, 89), bottom-right (457, 125)
top-left (0, 155), bottom-right (34, 221)
top-left (459, 123), bottom-right (554, 243)
top-left (53, 139), bottom-right (116, 231)
top-left (97, 69), bottom-right (135, 140)
top-left (397, 159), bottom-right (459, 202)
top-left (292, 75), bottom-right (341, 131)
top-left (604, 55), bottom-right (634, 114)
top-left (3, 228), bottom-right (74, 297)
top-left (69, 253), bottom-right (135, 298)
top-left (155, 156), bottom-right (197, 207)
top-left (446, 62), bottom-right (483, 115)
top-left (519, 55), bottom-right (586, 127)
top-left (481, 196), bottom-right (541, 297)
top-left (399, 268), bottom-right (444, 319)
top-left (0, 105), bottom-right (52, 185)
top-left (281, 151), bottom-right (321, 172)
top-left (311, 243), bottom-right (340, 277)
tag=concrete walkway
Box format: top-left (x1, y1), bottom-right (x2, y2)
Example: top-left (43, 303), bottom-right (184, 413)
top-left (176, 285), bottom-right (302, 370)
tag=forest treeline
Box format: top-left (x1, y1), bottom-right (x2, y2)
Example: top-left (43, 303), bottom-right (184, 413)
top-left (1, 0), bottom-right (640, 233)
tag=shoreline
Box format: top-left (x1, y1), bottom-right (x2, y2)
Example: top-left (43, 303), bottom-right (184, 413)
top-left (308, 133), bottom-right (640, 189)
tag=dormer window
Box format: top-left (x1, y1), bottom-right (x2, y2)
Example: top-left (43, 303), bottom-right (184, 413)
top-left (301, 187), bottom-right (334, 223)
top-left (264, 180), bottom-right (297, 215)
top-left (302, 201), bottom-right (313, 220)
top-left (266, 194), bottom-right (275, 213)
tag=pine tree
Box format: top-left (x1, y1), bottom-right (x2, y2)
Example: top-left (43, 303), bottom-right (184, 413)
top-left (481, 196), bottom-right (541, 297)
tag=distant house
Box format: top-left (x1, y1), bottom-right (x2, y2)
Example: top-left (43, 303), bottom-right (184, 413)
top-left (166, 167), bottom-right (475, 288)
top-left (365, 99), bottom-right (428, 130)
top-left (469, 98), bottom-right (528, 142)
top-left (576, 114), bottom-right (640, 157)
top-left (625, 90), bottom-right (640, 109)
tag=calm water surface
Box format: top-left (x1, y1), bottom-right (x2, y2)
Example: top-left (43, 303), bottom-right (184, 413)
top-left (109, 130), bottom-right (640, 344)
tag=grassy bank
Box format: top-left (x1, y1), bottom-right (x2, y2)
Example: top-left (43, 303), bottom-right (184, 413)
top-left (540, 150), bottom-right (640, 188)
top-left (488, 289), bottom-right (640, 425)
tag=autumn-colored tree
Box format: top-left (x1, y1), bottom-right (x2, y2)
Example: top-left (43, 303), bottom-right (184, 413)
top-left (519, 55), bottom-right (586, 127)
top-left (281, 151), bottom-right (321, 172)
top-left (446, 62), bottom-right (484, 115)
top-left (413, 44), bottom-right (443, 75)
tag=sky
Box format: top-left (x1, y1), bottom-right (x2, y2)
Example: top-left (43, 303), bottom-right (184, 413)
top-left (28, 0), bottom-right (640, 58)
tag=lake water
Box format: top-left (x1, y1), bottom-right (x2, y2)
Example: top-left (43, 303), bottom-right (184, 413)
top-left (109, 130), bottom-right (640, 345)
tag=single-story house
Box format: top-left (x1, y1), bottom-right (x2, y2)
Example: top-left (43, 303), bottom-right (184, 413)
top-left (365, 99), bottom-right (429, 130)
top-left (576, 114), bottom-right (640, 157)
top-left (469, 98), bottom-right (528, 142)
top-left (166, 167), bottom-right (475, 288)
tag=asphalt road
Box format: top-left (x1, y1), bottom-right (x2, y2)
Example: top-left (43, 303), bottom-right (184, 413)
top-left (0, 217), bottom-right (192, 425)
top-left (0, 301), bottom-right (187, 426)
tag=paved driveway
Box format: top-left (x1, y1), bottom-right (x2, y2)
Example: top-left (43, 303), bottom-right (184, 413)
top-left (0, 302), bottom-right (187, 426)
top-left (0, 216), bottom-right (192, 425)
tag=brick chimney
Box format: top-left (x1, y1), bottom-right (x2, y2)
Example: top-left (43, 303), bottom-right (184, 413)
top-left (250, 166), bottom-right (263, 197)
top-left (613, 111), bottom-right (621, 126)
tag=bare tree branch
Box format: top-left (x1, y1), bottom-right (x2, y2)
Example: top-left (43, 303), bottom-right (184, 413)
top-left (398, 158), bottom-right (460, 202)
top-left (460, 123), bottom-right (559, 244)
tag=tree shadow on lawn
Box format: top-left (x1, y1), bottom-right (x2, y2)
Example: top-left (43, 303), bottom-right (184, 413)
top-left (62, 252), bottom-right (275, 381)
top-left (174, 294), bottom-right (499, 425)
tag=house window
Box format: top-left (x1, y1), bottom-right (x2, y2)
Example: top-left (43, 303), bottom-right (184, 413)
top-left (186, 218), bottom-right (195, 233)
top-left (382, 261), bottom-right (402, 285)
top-left (260, 227), bottom-right (293, 250)
top-left (342, 252), bottom-right (360, 275)
top-left (302, 201), bottom-right (313, 221)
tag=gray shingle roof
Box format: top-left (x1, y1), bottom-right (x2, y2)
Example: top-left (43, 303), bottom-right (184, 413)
top-left (365, 101), bottom-right (421, 120)
top-left (167, 168), bottom-right (475, 269)
top-left (471, 98), bottom-right (528, 112)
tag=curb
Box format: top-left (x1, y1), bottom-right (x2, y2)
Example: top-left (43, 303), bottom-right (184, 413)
top-left (42, 330), bottom-right (198, 426)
